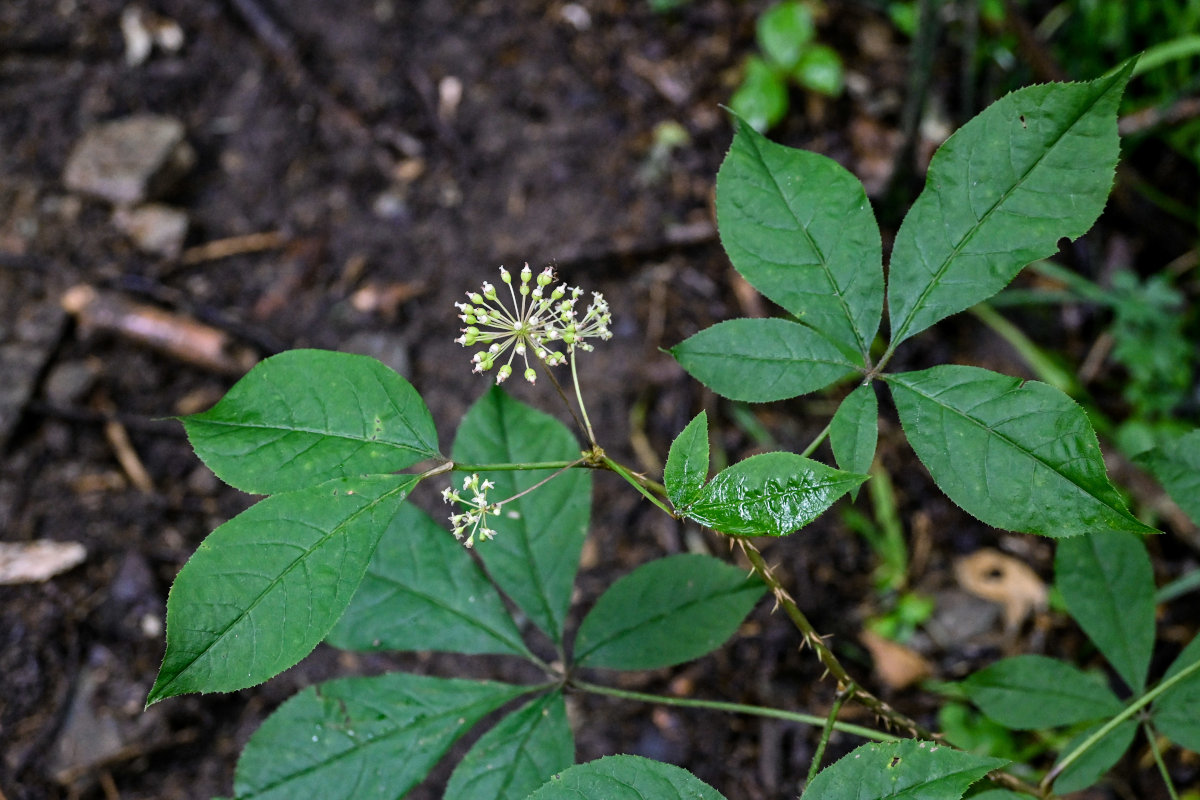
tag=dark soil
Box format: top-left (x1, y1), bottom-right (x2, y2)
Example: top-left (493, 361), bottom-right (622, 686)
top-left (2, 2), bottom-right (1197, 799)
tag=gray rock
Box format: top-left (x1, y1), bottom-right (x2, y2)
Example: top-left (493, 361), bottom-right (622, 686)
top-left (112, 203), bottom-right (189, 257)
top-left (63, 115), bottom-right (195, 205)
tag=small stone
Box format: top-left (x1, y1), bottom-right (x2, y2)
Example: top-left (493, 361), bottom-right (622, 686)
top-left (44, 359), bottom-right (100, 406)
top-left (112, 203), bottom-right (189, 257)
top-left (341, 331), bottom-right (411, 378)
top-left (63, 115), bottom-right (195, 205)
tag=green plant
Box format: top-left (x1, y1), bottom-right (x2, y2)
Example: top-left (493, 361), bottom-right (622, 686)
top-left (729, 0), bottom-right (844, 132)
top-left (149, 61), bottom-right (1200, 799)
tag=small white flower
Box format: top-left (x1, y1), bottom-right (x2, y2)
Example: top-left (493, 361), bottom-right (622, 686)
top-left (442, 474), bottom-right (501, 547)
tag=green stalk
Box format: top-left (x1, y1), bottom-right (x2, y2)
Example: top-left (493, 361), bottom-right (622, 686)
top-left (1143, 721), bottom-right (1181, 800)
top-left (569, 349), bottom-right (598, 447)
top-left (804, 682), bottom-right (855, 792)
top-left (602, 455), bottom-right (673, 516)
top-left (569, 679), bottom-right (895, 743)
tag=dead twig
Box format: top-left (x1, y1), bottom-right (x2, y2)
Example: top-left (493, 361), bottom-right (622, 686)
top-left (179, 230), bottom-right (287, 265)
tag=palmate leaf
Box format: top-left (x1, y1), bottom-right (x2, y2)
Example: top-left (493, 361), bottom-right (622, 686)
top-left (573, 554), bottom-right (765, 670)
top-left (183, 350), bottom-right (439, 495)
top-left (678, 451), bottom-right (866, 537)
top-left (445, 692), bottom-right (574, 800)
top-left (669, 318), bottom-right (857, 402)
top-left (231, 673), bottom-right (531, 800)
top-left (1056, 531), bottom-right (1155, 692)
top-left (326, 501), bottom-right (531, 658)
top-left (147, 475), bottom-right (416, 705)
top-left (526, 755), bottom-right (726, 800)
top-left (804, 739), bottom-right (1007, 800)
top-left (716, 117), bottom-right (883, 359)
top-left (886, 62), bottom-right (1134, 346)
top-left (887, 365), bottom-right (1156, 538)
top-left (452, 387), bottom-right (590, 645)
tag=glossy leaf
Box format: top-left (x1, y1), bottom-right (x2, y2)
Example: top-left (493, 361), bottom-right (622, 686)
top-left (147, 475), bottom-right (416, 704)
top-left (829, 382), bottom-right (878, 485)
top-left (574, 554), bottom-right (765, 670)
top-left (716, 117), bottom-right (883, 358)
top-left (1136, 429), bottom-right (1200, 527)
top-left (1152, 633), bottom-right (1200, 751)
top-left (804, 739), bottom-right (1007, 800)
top-left (1056, 531), bottom-right (1154, 691)
top-left (887, 365), bottom-right (1156, 538)
top-left (664, 411), bottom-right (709, 509)
top-left (231, 673), bottom-right (529, 800)
top-left (887, 63), bottom-right (1134, 345)
top-left (445, 692), bottom-right (573, 800)
top-left (963, 655), bottom-right (1122, 730)
top-left (679, 451), bottom-right (866, 537)
top-left (1051, 718), bottom-right (1137, 794)
top-left (183, 349), bottom-right (439, 495)
top-left (526, 755), bottom-right (726, 800)
top-left (326, 501), bottom-right (531, 658)
top-left (452, 388), bottom-right (589, 645)
top-left (670, 318), bottom-right (856, 402)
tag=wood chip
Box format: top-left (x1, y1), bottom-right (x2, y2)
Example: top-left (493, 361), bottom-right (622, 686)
top-left (0, 540), bottom-right (87, 584)
top-left (954, 548), bottom-right (1047, 630)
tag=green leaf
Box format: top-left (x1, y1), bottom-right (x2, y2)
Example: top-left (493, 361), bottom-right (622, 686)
top-left (445, 692), bottom-right (574, 800)
top-left (1136, 429), bottom-right (1200, 527)
top-left (526, 755), bottom-right (726, 800)
top-left (452, 388), bottom-right (590, 645)
top-left (574, 554), bottom-right (765, 670)
top-left (887, 365), bottom-right (1156, 538)
top-left (716, 117), bottom-right (884, 358)
top-left (804, 739), bottom-right (1007, 800)
top-left (757, 0), bottom-right (814, 70)
top-left (829, 382), bottom-right (878, 486)
top-left (325, 501), bottom-right (531, 658)
top-left (1050, 718), bottom-right (1137, 794)
top-left (729, 57), bottom-right (788, 133)
top-left (1152, 633), bottom-right (1200, 751)
top-left (665, 411), bottom-right (709, 509)
top-left (969, 791), bottom-right (1037, 799)
top-left (147, 475), bottom-right (416, 704)
top-left (183, 350), bottom-right (439, 495)
top-left (1056, 532), bottom-right (1155, 691)
top-left (793, 44), bottom-right (844, 96)
top-left (680, 451), bottom-right (866, 537)
top-left (231, 673), bottom-right (530, 799)
top-left (962, 655), bottom-right (1123, 730)
top-left (670, 318), bottom-right (856, 402)
top-left (887, 63), bottom-right (1134, 346)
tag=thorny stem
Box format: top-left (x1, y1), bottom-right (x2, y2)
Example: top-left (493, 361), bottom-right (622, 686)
top-left (804, 681), bottom-right (855, 792)
top-left (569, 679), bottom-right (896, 743)
top-left (736, 539), bottom-right (1049, 799)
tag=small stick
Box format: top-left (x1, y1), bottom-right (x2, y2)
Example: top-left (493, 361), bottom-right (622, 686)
top-left (179, 230), bottom-right (287, 265)
top-left (97, 395), bottom-right (155, 493)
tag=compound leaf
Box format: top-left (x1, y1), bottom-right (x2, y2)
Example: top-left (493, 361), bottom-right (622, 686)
top-left (326, 501), bottom-right (531, 658)
top-left (452, 387), bottom-right (590, 645)
top-left (679, 451), bottom-right (866, 537)
top-left (887, 365), bottom-right (1156, 538)
top-left (1056, 531), bottom-right (1155, 692)
top-left (670, 318), bottom-right (856, 402)
top-left (887, 62), bottom-right (1134, 345)
top-left (665, 411), bottom-right (709, 509)
top-left (804, 739), bottom-right (1007, 800)
top-left (1050, 718), bottom-right (1137, 794)
top-left (147, 475), bottom-right (416, 705)
top-left (445, 692), bottom-right (573, 800)
top-left (184, 350), bottom-right (439, 495)
top-left (574, 554), bottom-right (765, 670)
top-left (232, 673), bottom-right (530, 800)
top-left (830, 382), bottom-right (879, 483)
top-left (716, 117), bottom-right (883, 359)
top-left (526, 755), bottom-right (726, 800)
top-left (963, 655), bottom-right (1122, 730)
top-left (1152, 633), bottom-right (1200, 752)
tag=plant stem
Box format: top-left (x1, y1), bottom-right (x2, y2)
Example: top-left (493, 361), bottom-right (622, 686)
top-left (601, 455), bottom-right (674, 516)
top-left (799, 421), bottom-right (832, 459)
top-left (450, 460), bottom-right (581, 472)
top-left (1143, 721), bottom-right (1181, 800)
top-left (569, 679), bottom-right (896, 742)
top-left (804, 682), bottom-right (855, 792)
top-left (569, 349), bottom-right (598, 447)
top-left (493, 458), bottom-right (586, 510)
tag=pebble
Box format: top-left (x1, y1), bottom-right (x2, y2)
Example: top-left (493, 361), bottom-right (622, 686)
top-left (112, 203), bottom-right (189, 257)
top-left (63, 115), bottom-right (195, 205)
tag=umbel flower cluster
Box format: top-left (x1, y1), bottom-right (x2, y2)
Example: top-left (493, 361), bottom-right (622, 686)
top-left (455, 264), bottom-right (612, 384)
top-left (441, 473), bottom-right (499, 547)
